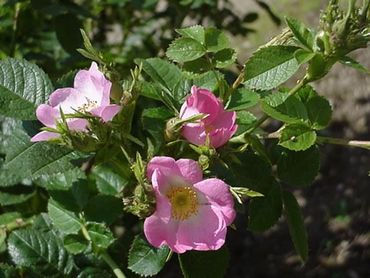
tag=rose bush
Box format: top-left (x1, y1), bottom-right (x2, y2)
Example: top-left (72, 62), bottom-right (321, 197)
top-left (0, 1), bottom-right (370, 277)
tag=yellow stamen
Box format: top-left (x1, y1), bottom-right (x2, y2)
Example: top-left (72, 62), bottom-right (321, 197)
top-left (204, 124), bottom-right (214, 134)
top-left (166, 186), bottom-right (198, 220)
top-left (78, 98), bottom-right (98, 112)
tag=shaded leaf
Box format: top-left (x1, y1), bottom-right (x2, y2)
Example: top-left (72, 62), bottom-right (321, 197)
top-left (213, 48), bottom-right (236, 68)
top-left (54, 13), bottom-right (83, 54)
top-left (261, 92), bottom-right (308, 124)
top-left (0, 59), bottom-right (53, 120)
top-left (84, 195), bottom-right (123, 225)
top-left (248, 183), bottom-right (282, 232)
top-left (7, 228), bottom-right (74, 276)
top-left (63, 234), bottom-right (89, 255)
top-left (204, 28), bottom-right (229, 52)
top-left (179, 246), bottom-right (229, 278)
top-left (86, 222), bottom-right (115, 250)
top-left (128, 235), bottom-right (170, 277)
top-left (92, 164), bottom-right (128, 196)
top-left (277, 146), bottom-right (320, 187)
top-left (283, 191), bottom-right (308, 262)
top-left (227, 88), bottom-right (260, 111)
top-left (48, 198), bottom-right (82, 235)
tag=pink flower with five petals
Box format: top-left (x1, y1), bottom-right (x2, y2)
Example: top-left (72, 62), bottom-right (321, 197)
top-left (179, 86), bottom-right (237, 148)
top-left (144, 156), bottom-right (236, 253)
top-left (31, 62), bottom-right (121, 142)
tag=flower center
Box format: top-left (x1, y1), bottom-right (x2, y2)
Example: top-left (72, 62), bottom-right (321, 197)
top-left (78, 98), bottom-right (98, 113)
top-left (204, 124), bottom-right (214, 134)
top-left (166, 186), bottom-right (199, 220)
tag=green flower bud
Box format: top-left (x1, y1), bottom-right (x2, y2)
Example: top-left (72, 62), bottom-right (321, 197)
top-left (122, 182), bottom-right (155, 219)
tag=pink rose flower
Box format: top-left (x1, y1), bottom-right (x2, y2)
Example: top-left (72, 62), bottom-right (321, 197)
top-left (144, 156), bottom-right (236, 253)
top-left (31, 62), bottom-right (121, 142)
top-left (179, 86), bottom-right (237, 148)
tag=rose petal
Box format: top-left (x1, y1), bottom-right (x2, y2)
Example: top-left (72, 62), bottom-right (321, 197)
top-left (74, 62), bottom-right (111, 106)
top-left (180, 86), bottom-right (221, 125)
top-left (67, 119), bottom-right (89, 131)
top-left (144, 193), bottom-right (187, 252)
top-left (212, 109), bottom-right (237, 130)
top-left (193, 178), bottom-right (236, 225)
top-left (91, 104), bottom-right (121, 122)
top-left (151, 169), bottom-right (171, 194)
top-left (181, 124), bottom-right (207, 146)
top-left (35, 104), bottom-right (59, 128)
top-left (176, 204), bottom-right (227, 252)
top-left (30, 131), bottom-right (59, 142)
top-left (57, 91), bottom-right (88, 114)
top-left (147, 156), bottom-right (182, 181)
top-left (175, 159), bottom-right (203, 184)
top-left (49, 88), bottom-right (78, 107)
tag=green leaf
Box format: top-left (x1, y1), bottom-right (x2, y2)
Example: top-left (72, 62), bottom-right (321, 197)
top-left (213, 48), bottom-right (236, 68)
top-left (0, 264), bottom-right (20, 277)
top-left (192, 71), bottom-right (223, 91)
top-left (0, 121), bottom-right (81, 187)
top-left (86, 222), bottom-right (115, 250)
top-left (248, 183), bottom-right (282, 232)
top-left (306, 95), bottom-right (332, 130)
top-left (243, 46), bottom-right (300, 90)
top-left (137, 58), bottom-right (182, 91)
top-left (48, 198), bottom-right (82, 235)
top-left (204, 28), bottom-right (229, 52)
top-left (285, 17), bottom-right (314, 50)
top-left (176, 25), bottom-right (205, 44)
top-left (0, 58), bottom-right (53, 120)
top-left (235, 111), bottom-right (257, 134)
top-left (92, 164), bottom-right (128, 196)
top-left (128, 235), bottom-right (170, 277)
top-left (227, 88), bottom-right (260, 111)
top-left (0, 190), bottom-right (35, 206)
top-left (294, 49), bottom-right (316, 65)
top-left (0, 85), bottom-right (36, 120)
top-left (54, 14), bottom-right (83, 54)
top-left (7, 228), bottom-right (74, 276)
top-left (340, 56), bottom-right (370, 74)
top-left (261, 92), bottom-right (308, 124)
top-left (0, 228), bottom-right (6, 253)
top-left (279, 124), bottom-right (317, 151)
top-left (84, 195), bottom-right (123, 225)
top-left (179, 246), bottom-right (229, 278)
top-left (142, 107), bottom-right (173, 135)
top-left (36, 168), bottom-right (86, 190)
top-left (182, 57), bottom-right (212, 76)
top-left (277, 146), bottom-right (320, 187)
top-left (63, 234), bottom-right (89, 255)
top-left (283, 191), bottom-right (308, 262)
top-left (166, 38), bottom-right (206, 63)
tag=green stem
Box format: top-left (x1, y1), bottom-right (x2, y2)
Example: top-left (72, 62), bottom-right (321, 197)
top-left (225, 68), bottom-right (245, 100)
top-left (10, 2), bottom-right (21, 57)
top-left (316, 136), bottom-right (370, 150)
top-left (101, 251), bottom-right (127, 278)
top-left (263, 132), bottom-right (370, 151)
top-left (81, 225), bottom-right (126, 278)
top-left (2, 217), bottom-right (34, 232)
